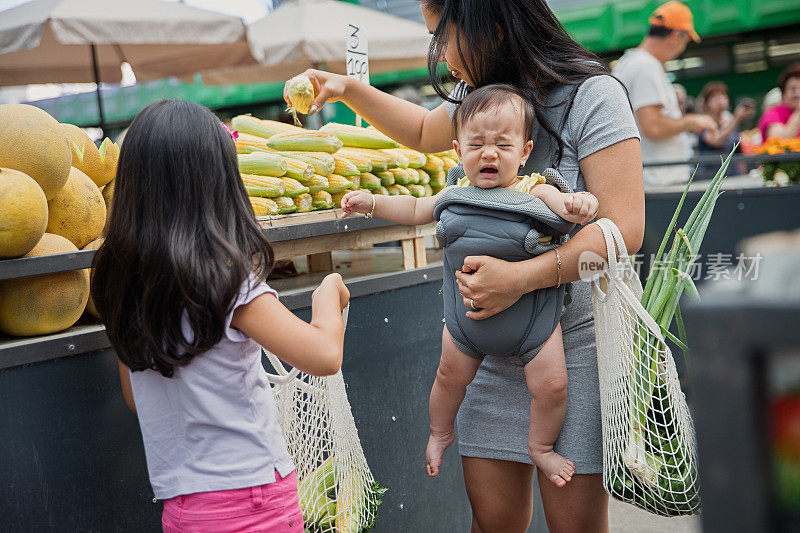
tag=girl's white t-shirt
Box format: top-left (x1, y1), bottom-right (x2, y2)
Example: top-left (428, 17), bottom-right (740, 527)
top-left (129, 275), bottom-right (294, 500)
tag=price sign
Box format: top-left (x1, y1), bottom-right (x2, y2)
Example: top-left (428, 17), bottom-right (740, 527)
top-left (346, 23), bottom-right (369, 126)
top-left (346, 23), bottom-right (370, 85)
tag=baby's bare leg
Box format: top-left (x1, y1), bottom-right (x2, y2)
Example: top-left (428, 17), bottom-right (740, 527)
top-left (427, 326), bottom-right (483, 477)
top-left (524, 323), bottom-right (575, 487)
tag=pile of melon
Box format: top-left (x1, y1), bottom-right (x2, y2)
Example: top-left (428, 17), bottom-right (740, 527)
top-left (0, 104), bottom-right (118, 337)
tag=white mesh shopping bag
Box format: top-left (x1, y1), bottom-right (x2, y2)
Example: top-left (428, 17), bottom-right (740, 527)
top-left (591, 218), bottom-right (700, 516)
top-left (265, 307), bottom-right (385, 532)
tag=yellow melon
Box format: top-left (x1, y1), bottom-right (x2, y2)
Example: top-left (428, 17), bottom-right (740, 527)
top-left (0, 104), bottom-right (71, 200)
top-left (82, 236), bottom-right (104, 319)
top-left (96, 138), bottom-right (120, 187)
top-left (61, 123), bottom-right (119, 188)
top-left (0, 168), bottom-right (48, 258)
top-left (0, 234), bottom-right (90, 336)
top-left (46, 167), bottom-right (106, 249)
top-left (102, 178), bottom-right (115, 215)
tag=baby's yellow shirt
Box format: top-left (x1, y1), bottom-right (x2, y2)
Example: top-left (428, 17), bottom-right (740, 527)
top-left (455, 173), bottom-right (547, 193)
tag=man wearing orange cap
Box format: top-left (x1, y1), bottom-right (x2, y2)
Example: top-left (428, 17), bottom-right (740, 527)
top-left (613, 1), bottom-right (717, 188)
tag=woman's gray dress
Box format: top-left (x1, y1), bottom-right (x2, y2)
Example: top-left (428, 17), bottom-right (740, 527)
top-left (446, 75), bottom-right (640, 473)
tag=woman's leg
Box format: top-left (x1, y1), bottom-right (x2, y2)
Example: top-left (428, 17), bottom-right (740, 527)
top-left (462, 456), bottom-right (536, 533)
top-left (538, 471), bottom-right (609, 533)
top-left (524, 323), bottom-right (574, 487)
top-left (427, 326), bottom-right (482, 476)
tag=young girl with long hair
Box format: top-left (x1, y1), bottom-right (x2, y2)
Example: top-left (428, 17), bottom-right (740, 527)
top-left (288, 0), bottom-right (644, 530)
top-left (92, 99), bottom-right (349, 532)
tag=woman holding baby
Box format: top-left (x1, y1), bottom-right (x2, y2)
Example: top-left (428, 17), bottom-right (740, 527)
top-left (286, 1), bottom-right (644, 531)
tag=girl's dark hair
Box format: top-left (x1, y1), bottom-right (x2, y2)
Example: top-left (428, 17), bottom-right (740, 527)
top-left (453, 84), bottom-right (536, 140)
top-left (423, 0), bottom-right (611, 164)
top-left (92, 99), bottom-right (274, 377)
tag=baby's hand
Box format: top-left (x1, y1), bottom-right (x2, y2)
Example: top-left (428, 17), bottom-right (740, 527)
top-left (562, 191), bottom-right (598, 225)
top-left (339, 190), bottom-right (374, 218)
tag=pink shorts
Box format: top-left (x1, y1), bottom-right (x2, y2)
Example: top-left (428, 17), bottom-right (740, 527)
top-left (161, 470), bottom-right (304, 533)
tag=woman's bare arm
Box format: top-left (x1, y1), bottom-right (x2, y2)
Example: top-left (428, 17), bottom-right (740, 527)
top-left (454, 138), bottom-right (644, 320)
top-left (287, 70), bottom-right (455, 153)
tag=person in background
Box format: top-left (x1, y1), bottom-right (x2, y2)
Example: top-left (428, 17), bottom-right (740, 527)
top-left (613, 1), bottom-right (717, 188)
top-left (759, 62), bottom-right (800, 140)
top-left (695, 82), bottom-right (755, 177)
top-left (673, 83), bottom-right (692, 114)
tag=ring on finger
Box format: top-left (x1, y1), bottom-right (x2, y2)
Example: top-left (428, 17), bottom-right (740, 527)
top-left (469, 298), bottom-right (477, 310)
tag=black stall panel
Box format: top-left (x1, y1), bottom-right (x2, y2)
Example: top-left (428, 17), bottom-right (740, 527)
top-left (0, 348), bottom-right (160, 532)
top-left (642, 185), bottom-right (800, 282)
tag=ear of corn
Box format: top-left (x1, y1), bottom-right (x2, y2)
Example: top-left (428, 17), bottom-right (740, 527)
top-left (326, 174), bottom-right (355, 194)
top-left (338, 148), bottom-right (389, 172)
top-left (349, 174), bottom-right (361, 190)
top-left (423, 184), bottom-right (434, 197)
top-left (238, 153), bottom-right (287, 177)
top-left (378, 150), bottom-right (408, 169)
top-left (232, 115), bottom-right (303, 138)
top-left (292, 192), bottom-right (314, 212)
top-left (421, 154), bottom-right (444, 172)
top-left (286, 75), bottom-right (315, 125)
top-left (405, 168), bottom-right (420, 185)
top-left (274, 196), bottom-right (298, 214)
top-left (375, 171), bottom-right (395, 187)
top-left (267, 132), bottom-right (343, 154)
top-left (337, 153), bottom-right (372, 173)
top-left (359, 172), bottom-right (381, 190)
top-left (432, 149), bottom-right (458, 161)
top-left (281, 157), bottom-right (315, 182)
top-left (235, 132), bottom-right (272, 153)
top-left (407, 184), bottom-right (426, 197)
top-left (381, 148), bottom-right (425, 168)
top-left (241, 174), bottom-right (285, 197)
top-left (374, 186), bottom-right (389, 196)
top-left (387, 184), bottom-right (411, 196)
top-left (281, 151), bottom-right (335, 176)
top-left (330, 190), bottom-right (348, 207)
top-left (416, 169), bottom-right (430, 185)
top-left (311, 190), bottom-right (333, 210)
top-left (389, 168), bottom-right (412, 185)
top-left (281, 177), bottom-right (311, 197)
top-left (428, 170), bottom-right (446, 189)
top-left (320, 122), bottom-right (398, 149)
top-left (308, 175), bottom-right (330, 193)
top-left (332, 154), bottom-right (361, 177)
top-left (442, 156), bottom-right (457, 174)
top-left (249, 197), bottom-right (279, 216)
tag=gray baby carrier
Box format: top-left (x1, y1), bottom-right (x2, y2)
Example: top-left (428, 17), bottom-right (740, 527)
top-left (433, 167), bottom-right (574, 361)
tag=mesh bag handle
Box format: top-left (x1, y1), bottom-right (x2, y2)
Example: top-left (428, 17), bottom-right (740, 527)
top-left (594, 218), bottom-right (663, 337)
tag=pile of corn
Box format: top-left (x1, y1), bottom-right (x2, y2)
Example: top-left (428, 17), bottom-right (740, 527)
top-left (230, 115), bottom-right (459, 216)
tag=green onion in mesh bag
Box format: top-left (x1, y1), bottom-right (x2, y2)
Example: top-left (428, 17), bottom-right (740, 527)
top-left (611, 147), bottom-right (736, 515)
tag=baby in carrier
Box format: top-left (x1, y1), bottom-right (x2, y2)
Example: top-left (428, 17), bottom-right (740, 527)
top-left (339, 84), bottom-right (598, 486)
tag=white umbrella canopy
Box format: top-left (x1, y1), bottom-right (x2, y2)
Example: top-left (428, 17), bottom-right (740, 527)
top-left (200, 0), bottom-right (432, 85)
top-left (0, 0), bottom-right (256, 86)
